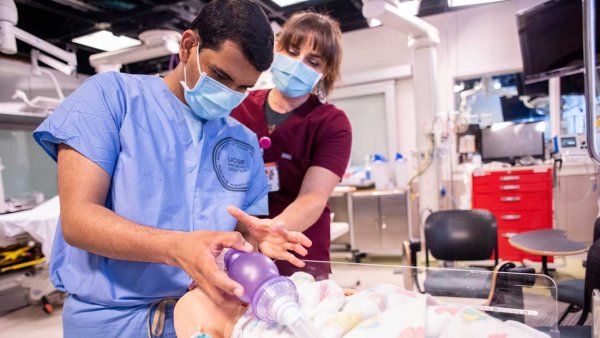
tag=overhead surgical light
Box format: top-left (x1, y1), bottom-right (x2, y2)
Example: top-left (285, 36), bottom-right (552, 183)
top-left (72, 30), bottom-right (141, 52)
top-left (271, 0), bottom-right (307, 7)
top-left (0, 0), bottom-right (76, 108)
top-left (362, 0), bottom-right (439, 44)
top-left (0, 0), bottom-right (77, 75)
top-left (448, 0), bottom-right (506, 8)
top-left (366, 0), bottom-right (420, 26)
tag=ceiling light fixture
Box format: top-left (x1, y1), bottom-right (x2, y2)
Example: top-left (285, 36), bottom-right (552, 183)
top-left (72, 30), bottom-right (141, 52)
top-left (368, 18), bottom-right (382, 27)
top-left (271, 0), bottom-right (308, 7)
top-left (448, 0), bottom-right (506, 8)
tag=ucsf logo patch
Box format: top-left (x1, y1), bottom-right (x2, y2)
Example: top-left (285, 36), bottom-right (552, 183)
top-left (213, 137), bottom-right (254, 191)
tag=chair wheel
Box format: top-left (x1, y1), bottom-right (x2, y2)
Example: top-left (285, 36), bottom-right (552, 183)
top-left (352, 252), bottom-right (366, 263)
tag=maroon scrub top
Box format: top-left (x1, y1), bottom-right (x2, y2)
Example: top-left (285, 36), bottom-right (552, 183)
top-left (231, 89), bottom-right (352, 278)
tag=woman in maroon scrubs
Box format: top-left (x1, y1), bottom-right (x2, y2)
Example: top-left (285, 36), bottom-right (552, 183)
top-left (231, 12), bottom-right (352, 279)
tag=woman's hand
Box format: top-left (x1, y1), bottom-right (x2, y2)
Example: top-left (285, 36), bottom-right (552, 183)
top-left (227, 206), bottom-right (312, 267)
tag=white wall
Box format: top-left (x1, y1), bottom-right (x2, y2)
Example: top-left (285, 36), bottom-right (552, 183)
top-left (425, 0), bottom-right (545, 112)
top-left (336, 26), bottom-right (416, 168)
top-left (339, 26), bottom-right (411, 75)
top-left (335, 0), bottom-right (546, 171)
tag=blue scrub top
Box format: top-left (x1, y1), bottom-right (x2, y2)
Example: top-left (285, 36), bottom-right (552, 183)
top-left (33, 72), bottom-right (269, 308)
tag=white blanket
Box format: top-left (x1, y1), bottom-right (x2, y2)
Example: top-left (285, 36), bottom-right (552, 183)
top-left (232, 272), bottom-right (549, 338)
top-left (0, 196), bottom-right (59, 259)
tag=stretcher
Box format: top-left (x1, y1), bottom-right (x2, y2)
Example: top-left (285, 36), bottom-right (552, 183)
top-left (0, 197), bottom-right (62, 315)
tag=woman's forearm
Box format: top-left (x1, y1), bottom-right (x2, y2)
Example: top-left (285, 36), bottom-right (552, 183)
top-left (274, 193), bottom-right (328, 233)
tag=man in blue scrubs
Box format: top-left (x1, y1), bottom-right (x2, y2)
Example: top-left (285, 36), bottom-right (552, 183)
top-left (32, 1), bottom-right (311, 337)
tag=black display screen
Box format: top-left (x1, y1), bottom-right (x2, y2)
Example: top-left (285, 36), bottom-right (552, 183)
top-left (500, 96), bottom-right (541, 122)
top-left (517, 0), bottom-right (599, 82)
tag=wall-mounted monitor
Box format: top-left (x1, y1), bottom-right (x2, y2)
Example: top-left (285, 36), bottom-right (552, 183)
top-left (517, 0), bottom-right (598, 83)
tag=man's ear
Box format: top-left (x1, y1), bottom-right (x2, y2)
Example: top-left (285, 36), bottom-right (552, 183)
top-left (179, 30), bottom-right (200, 64)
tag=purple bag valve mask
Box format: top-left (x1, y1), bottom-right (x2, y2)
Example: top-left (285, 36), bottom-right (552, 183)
top-left (224, 249), bottom-right (319, 338)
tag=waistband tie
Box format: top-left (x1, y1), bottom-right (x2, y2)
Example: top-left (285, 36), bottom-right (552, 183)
top-left (147, 298), bottom-right (178, 337)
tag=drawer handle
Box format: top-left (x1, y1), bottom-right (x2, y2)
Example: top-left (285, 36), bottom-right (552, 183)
top-left (501, 214), bottom-right (522, 221)
top-left (500, 196), bottom-right (521, 202)
top-left (503, 232), bottom-right (517, 238)
top-left (500, 184), bottom-right (520, 191)
top-left (500, 175), bottom-right (520, 182)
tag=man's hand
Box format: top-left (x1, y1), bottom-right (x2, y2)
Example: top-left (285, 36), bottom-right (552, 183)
top-left (172, 230), bottom-right (253, 304)
top-left (227, 206), bottom-right (312, 267)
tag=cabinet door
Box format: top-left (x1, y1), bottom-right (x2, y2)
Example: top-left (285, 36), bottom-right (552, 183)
top-left (351, 194), bottom-right (409, 255)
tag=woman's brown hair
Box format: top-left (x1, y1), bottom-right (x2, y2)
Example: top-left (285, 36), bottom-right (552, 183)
top-left (276, 12), bottom-right (342, 97)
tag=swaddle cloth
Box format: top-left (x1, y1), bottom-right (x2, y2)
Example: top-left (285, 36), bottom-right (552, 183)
top-left (231, 272), bottom-right (550, 338)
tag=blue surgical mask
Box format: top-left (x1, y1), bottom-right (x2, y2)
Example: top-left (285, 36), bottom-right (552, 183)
top-left (271, 53), bottom-right (322, 98)
top-left (180, 46), bottom-right (248, 120)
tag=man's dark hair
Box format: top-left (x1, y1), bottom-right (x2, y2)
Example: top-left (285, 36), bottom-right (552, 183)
top-left (191, 0), bottom-right (274, 72)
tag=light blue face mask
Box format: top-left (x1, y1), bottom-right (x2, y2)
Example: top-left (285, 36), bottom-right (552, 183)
top-left (180, 46), bottom-right (248, 120)
top-left (271, 53), bottom-right (323, 98)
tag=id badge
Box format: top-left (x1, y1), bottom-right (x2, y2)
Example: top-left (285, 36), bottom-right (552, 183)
top-left (265, 162), bottom-right (280, 192)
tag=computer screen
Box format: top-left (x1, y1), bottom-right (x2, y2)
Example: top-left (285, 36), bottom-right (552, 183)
top-left (481, 122), bottom-right (545, 162)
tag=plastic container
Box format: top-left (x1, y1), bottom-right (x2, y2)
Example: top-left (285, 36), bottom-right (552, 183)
top-left (371, 154), bottom-right (390, 190)
top-left (394, 153), bottom-right (408, 189)
top-left (224, 250), bottom-right (320, 338)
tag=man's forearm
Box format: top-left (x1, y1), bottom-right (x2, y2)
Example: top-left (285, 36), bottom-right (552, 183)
top-left (61, 201), bottom-right (183, 266)
top-left (273, 193), bottom-right (327, 233)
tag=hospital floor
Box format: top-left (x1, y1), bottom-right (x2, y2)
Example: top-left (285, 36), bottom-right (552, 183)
top-left (0, 255), bottom-right (591, 337)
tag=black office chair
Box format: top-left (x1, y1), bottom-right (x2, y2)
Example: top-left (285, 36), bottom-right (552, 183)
top-left (557, 217), bottom-right (600, 326)
top-left (422, 209), bottom-right (499, 298)
top-left (543, 238), bottom-right (600, 338)
top-left (402, 210), bottom-right (535, 323)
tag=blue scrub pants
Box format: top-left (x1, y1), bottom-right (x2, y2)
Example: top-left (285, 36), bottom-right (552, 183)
top-left (63, 295), bottom-right (176, 338)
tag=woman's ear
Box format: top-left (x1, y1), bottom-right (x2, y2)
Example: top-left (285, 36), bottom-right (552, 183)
top-left (179, 30), bottom-right (200, 64)
top-left (316, 80), bottom-right (327, 103)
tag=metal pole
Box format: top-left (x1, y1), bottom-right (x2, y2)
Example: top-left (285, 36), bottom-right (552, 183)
top-left (583, 0), bottom-right (600, 165)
